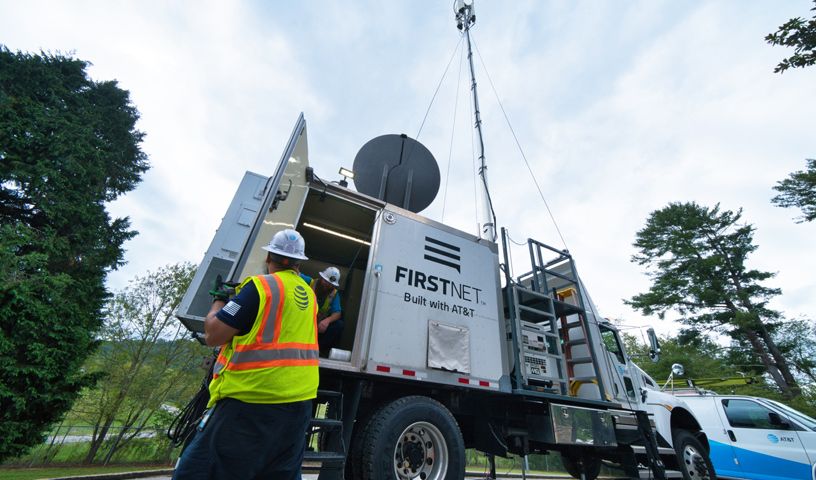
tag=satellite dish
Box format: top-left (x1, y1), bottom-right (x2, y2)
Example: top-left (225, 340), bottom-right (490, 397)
top-left (352, 134), bottom-right (440, 213)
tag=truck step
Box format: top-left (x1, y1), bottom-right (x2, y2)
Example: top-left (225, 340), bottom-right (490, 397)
top-left (316, 389), bottom-right (342, 398)
top-left (569, 375), bottom-right (599, 383)
top-left (567, 356), bottom-right (594, 364)
top-left (631, 445), bottom-right (676, 456)
top-left (565, 338), bottom-right (587, 346)
top-left (513, 286), bottom-right (551, 301)
top-left (303, 450), bottom-right (346, 464)
top-left (518, 304), bottom-right (555, 318)
top-left (309, 418), bottom-right (343, 430)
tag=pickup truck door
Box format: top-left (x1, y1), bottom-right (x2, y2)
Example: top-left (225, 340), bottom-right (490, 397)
top-left (687, 396), bottom-right (744, 478)
top-left (718, 397), bottom-right (812, 480)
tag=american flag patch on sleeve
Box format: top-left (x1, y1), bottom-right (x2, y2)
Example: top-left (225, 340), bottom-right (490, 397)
top-left (222, 301), bottom-right (241, 317)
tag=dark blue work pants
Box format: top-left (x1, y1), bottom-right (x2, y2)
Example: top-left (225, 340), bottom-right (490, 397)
top-left (173, 397), bottom-right (311, 480)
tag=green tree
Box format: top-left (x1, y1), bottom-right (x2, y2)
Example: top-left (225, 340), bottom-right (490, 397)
top-left (624, 331), bottom-right (738, 385)
top-left (773, 317), bottom-right (816, 384)
top-left (627, 202), bottom-right (800, 398)
top-left (766, 0), bottom-right (816, 73)
top-left (0, 47), bottom-right (148, 461)
top-left (772, 158), bottom-right (816, 223)
top-left (625, 330), bottom-right (770, 390)
top-left (73, 263), bottom-right (206, 464)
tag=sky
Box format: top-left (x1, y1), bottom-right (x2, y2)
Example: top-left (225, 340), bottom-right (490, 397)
top-left (2, 0), bottom-right (814, 338)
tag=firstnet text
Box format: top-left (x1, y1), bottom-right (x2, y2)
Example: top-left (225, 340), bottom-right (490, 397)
top-left (395, 266), bottom-right (482, 303)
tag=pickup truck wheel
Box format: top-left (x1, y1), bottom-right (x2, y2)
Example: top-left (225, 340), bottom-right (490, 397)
top-left (361, 396), bottom-right (465, 480)
top-left (673, 429), bottom-right (714, 480)
top-left (561, 452), bottom-right (601, 480)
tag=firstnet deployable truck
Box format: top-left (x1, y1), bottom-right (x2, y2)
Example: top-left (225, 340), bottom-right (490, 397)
top-left (175, 115), bottom-right (716, 480)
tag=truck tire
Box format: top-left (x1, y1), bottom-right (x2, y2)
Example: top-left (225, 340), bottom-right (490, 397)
top-left (561, 453), bottom-right (602, 480)
top-left (347, 406), bottom-right (380, 480)
top-left (672, 429), bottom-right (714, 480)
top-left (361, 396), bottom-right (465, 480)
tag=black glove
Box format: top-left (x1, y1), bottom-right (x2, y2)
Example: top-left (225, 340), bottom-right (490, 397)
top-left (208, 275), bottom-right (235, 303)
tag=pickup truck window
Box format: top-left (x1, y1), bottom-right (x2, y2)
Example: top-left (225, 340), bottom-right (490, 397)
top-left (598, 325), bottom-right (625, 364)
top-left (722, 399), bottom-right (787, 430)
top-left (766, 399), bottom-right (816, 431)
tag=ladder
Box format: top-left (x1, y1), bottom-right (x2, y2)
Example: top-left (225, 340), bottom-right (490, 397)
top-left (557, 287), bottom-right (606, 400)
top-left (500, 229), bottom-right (608, 400)
top-left (305, 389), bottom-right (346, 476)
top-left (305, 379), bottom-right (363, 480)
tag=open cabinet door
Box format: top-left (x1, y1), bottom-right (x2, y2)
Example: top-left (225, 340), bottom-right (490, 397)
top-left (175, 114), bottom-right (310, 335)
top-left (229, 113), bottom-right (310, 282)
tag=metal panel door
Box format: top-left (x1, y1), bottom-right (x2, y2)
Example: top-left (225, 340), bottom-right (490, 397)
top-left (696, 396), bottom-right (745, 479)
top-left (175, 114), bottom-right (310, 335)
top-left (229, 114), bottom-right (311, 282)
top-left (176, 172), bottom-right (268, 333)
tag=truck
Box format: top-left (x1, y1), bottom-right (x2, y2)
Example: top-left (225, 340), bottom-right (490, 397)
top-left (175, 114), bottom-right (717, 480)
top-left (668, 389), bottom-right (816, 479)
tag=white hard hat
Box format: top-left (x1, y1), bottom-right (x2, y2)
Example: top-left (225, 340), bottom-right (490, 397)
top-left (319, 266), bottom-right (341, 287)
top-left (262, 229), bottom-right (308, 260)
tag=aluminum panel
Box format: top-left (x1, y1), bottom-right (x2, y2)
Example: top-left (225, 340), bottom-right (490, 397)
top-left (551, 404), bottom-right (617, 446)
top-left (365, 209), bottom-right (503, 382)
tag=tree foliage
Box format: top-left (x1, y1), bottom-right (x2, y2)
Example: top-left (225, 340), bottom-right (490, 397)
top-left (624, 330), bottom-right (745, 385)
top-left (0, 47), bottom-right (148, 461)
top-left (624, 332), bottom-right (816, 418)
top-left (773, 317), bottom-right (816, 384)
top-left (772, 158), bottom-right (816, 223)
top-left (627, 202), bottom-right (800, 398)
top-left (766, 0), bottom-right (816, 73)
top-left (70, 263), bottom-right (207, 464)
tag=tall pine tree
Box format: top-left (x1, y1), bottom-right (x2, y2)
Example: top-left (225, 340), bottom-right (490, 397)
top-left (0, 47), bottom-right (148, 460)
top-left (772, 158), bottom-right (816, 223)
top-left (627, 202), bottom-right (800, 399)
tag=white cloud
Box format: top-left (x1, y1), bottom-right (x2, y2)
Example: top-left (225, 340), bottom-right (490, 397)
top-left (2, 0), bottom-right (813, 338)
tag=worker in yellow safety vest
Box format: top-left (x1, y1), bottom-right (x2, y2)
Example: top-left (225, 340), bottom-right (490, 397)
top-left (300, 266), bottom-right (343, 353)
top-left (173, 229), bottom-right (318, 480)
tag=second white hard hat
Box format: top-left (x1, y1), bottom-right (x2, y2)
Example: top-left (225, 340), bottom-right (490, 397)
top-left (262, 229), bottom-right (309, 260)
top-left (319, 266), bottom-right (341, 287)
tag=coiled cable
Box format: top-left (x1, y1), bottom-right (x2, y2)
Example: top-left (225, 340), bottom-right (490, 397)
top-left (167, 350), bottom-right (215, 449)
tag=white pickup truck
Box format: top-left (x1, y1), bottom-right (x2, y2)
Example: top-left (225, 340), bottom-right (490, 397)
top-left (674, 392), bottom-right (816, 480)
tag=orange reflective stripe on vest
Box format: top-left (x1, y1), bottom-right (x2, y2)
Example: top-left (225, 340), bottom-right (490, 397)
top-left (255, 273), bottom-right (283, 345)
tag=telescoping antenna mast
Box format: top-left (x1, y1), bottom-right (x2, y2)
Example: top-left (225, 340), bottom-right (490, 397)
top-left (455, 0), bottom-right (496, 242)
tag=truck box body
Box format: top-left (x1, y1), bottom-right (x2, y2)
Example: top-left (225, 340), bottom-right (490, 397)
top-left (361, 209), bottom-right (507, 388)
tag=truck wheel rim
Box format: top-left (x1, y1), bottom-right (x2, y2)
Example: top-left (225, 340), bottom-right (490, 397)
top-left (682, 444), bottom-right (708, 479)
top-left (393, 421), bottom-right (448, 480)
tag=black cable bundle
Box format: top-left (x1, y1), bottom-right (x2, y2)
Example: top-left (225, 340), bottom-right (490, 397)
top-left (167, 351), bottom-right (215, 449)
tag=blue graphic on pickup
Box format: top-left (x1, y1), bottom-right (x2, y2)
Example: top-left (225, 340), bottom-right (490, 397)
top-left (709, 439), bottom-right (811, 479)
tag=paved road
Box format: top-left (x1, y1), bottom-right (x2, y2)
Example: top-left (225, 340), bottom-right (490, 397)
top-left (47, 467), bottom-right (575, 480)
top-left (130, 473), bottom-right (576, 480)
top-left (135, 476), bottom-right (561, 480)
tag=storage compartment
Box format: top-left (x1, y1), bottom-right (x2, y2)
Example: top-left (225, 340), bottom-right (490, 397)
top-left (295, 187), bottom-right (378, 358)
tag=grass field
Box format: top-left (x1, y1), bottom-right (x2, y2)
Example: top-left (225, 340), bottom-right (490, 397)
top-left (0, 465), bottom-right (172, 480)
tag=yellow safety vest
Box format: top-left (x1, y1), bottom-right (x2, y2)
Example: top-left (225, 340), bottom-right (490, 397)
top-left (209, 270), bottom-right (319, 406)
top-left (309, 278), bottom-right (337, 317)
